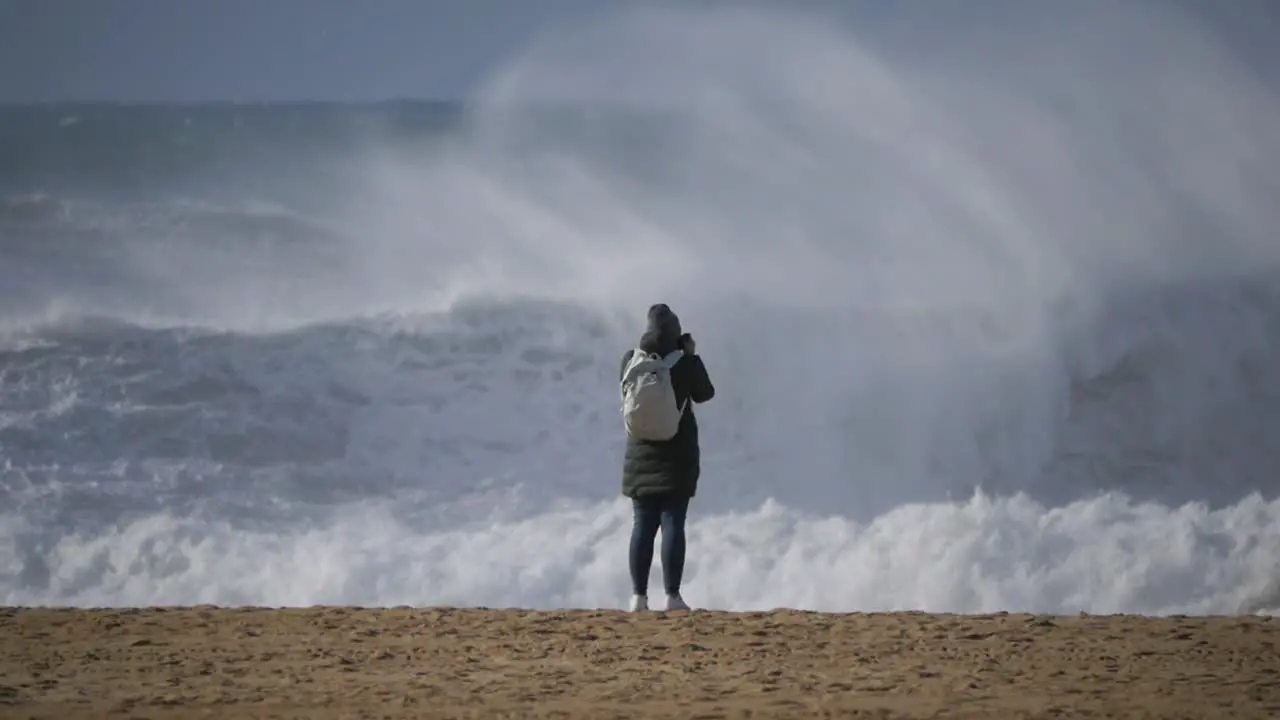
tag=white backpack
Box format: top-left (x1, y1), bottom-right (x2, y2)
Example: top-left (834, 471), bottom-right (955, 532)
top-left (620, 347), bottom-right (688, 441)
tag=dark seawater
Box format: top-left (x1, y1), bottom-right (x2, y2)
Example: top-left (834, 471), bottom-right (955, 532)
top-left (0, 101), bottom-right (462, 198)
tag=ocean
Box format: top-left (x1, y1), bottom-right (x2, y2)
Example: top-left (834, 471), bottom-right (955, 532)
top-left (2, 4), bottom-right (1279, 614)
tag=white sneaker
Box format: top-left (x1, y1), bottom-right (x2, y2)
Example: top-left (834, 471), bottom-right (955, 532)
top-left (628, 594), bottom-right (648, 612)
top-left (664, 593), bottom-right (691, 611)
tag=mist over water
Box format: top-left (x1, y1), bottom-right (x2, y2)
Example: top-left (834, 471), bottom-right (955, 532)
top-left (3, 2), bottom-right (1280, 614)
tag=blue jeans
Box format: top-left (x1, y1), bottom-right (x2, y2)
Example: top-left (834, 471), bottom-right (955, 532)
top-left (629, 494), bottom-right (690, 597)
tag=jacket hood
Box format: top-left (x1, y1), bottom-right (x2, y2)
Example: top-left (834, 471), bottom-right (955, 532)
top-left (639, 303), bottom-right (682, 355)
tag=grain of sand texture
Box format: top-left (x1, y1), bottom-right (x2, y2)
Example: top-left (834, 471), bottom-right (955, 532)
top-left (2, 607), bottom-right (1278, 719)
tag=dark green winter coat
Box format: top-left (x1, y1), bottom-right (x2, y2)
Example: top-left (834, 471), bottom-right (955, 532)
top-left (619, 304), bottom-right (716, 499)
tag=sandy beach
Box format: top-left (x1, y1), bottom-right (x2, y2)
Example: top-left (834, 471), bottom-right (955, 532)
top-left (1, 606), bottom-right (1277, 718)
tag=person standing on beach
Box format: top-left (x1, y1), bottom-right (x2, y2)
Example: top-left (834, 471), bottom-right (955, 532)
top-left (618, 303), bottom-right (716, 612)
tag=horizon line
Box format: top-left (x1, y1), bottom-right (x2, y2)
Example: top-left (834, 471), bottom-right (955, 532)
top-left (0, 97), bottom-right (465, 107)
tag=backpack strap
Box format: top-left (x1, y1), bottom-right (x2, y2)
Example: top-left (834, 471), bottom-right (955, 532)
top-left (661, 349), bottom-right (690, 415)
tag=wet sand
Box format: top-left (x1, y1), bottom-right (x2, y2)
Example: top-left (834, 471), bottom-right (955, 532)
top-left (1, 606), bottom-right (1277, 718)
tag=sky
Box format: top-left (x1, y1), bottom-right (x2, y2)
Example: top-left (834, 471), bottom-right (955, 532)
top-left (0, 0), bottom-right (1276, 103)
top-left (0, 0), bottom-right (611, 102)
